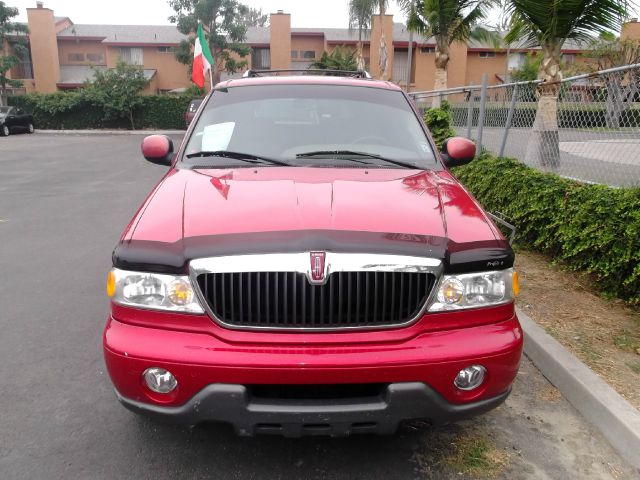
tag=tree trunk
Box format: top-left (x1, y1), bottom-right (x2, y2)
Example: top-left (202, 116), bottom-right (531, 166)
top-left (128, 109), bottom-right (135, 130)
top-left (432, 44), bottom-right (449, 108)
top-left (406, 28), bottom-right (414, 91)
top-left (378, 5), bottom-right (389, 81)
top-left (356, 29), bottom-right (365, 71)
top-left (526, 40), bottom-right (562, 169)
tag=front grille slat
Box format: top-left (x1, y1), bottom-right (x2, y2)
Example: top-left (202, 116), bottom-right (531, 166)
top-left (197, 270), bottom-right (434, 329)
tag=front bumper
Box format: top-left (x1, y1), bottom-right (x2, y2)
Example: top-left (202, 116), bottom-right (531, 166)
top-left (104, 305), bottom-right (523, 434)
top-left (115, 383), bottom-right (511, 437)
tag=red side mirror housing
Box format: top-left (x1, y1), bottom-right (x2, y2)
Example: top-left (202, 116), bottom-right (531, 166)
top-left (142, 135), bottom-right (174, 166)
top-left (441, 137), bottom-right (476, 168)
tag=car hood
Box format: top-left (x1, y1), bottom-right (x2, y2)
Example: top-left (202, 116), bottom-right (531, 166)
top-left (114, 167), bottom-right (511, 273)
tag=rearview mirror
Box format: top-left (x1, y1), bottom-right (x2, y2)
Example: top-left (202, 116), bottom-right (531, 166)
top-left (441, 137), bottom-right (476, 168)
top-left (142, 135), bottom-right (174, 166)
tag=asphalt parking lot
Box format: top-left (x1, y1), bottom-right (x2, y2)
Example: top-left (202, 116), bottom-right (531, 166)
top-left (0, 133), bottom-right (637, 479)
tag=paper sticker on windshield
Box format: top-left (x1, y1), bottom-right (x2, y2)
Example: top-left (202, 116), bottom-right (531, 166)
top-left (202, 122), bottom-right (235, 151)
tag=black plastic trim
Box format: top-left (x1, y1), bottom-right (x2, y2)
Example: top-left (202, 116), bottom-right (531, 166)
top-left (116, 383), bottom-right (511, 437)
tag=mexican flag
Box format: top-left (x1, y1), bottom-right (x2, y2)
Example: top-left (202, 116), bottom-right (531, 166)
top-left (192, 24), bottom-right (214, 89)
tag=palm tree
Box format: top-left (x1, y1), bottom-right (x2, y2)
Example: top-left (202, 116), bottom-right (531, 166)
top-left (504, 0), bottom-right (632, 167)
top-left (408, 0), bottom-right (493, 106)
top-left (397, 0), bottom-right (418, 90)
top-left (348, 0), bottom-right (375, 70)
top-left (349, 0), bottom-right (391, 79)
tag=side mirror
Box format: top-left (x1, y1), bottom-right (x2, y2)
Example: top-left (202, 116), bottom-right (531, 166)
top-left (441, 137), bottom-right (476, 168)
top-left (142, 135), bottom-right (174, 166)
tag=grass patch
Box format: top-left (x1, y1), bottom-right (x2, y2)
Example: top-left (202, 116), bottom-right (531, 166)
top-left (627, 362), bottom-right (640, 374)
top-left (445, 436), bottom-right (508, 479)
top-left (614, 329), bottom-right (640, 352)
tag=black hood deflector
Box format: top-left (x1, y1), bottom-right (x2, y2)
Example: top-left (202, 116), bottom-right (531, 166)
top-left (113, 230), bottom-right (513, 275)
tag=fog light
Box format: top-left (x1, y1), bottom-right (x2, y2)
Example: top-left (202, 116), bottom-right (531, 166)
top-left (454, 365), bottom-right (486, 391)
top-left (143, 367), bottom-right (177, 394)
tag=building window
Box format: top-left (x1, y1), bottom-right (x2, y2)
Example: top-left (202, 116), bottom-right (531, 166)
top-left (420, 47), bottom-right (435, 54)
top-left (392, 50), bottom-right (409, 85)
top-left (68, 53), bottom-right (85, 62)
top-left (291, 50), bottom-right (298, 59)
top-left (479, 51), bottom-right (496, 58)
top-left (251, 48), bottom-right (271, 70)
top-left (508, 53), bottom-right (526, 71)
top-left (119, 47), bottom-right (144, 66)
top-left (562, 53), bottom-right (576, 64)
top-left (301, 50), bottom-right (316, 59)
top-left (87, 53), bottom-right (105, 63)
top-left (157, 46), bottom-right (174, 53)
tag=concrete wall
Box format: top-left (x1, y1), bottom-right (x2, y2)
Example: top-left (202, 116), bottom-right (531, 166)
top-left (621, 20), bottom-right (640, 41)
top-left (270, 12), bottom-right (291, 70)
top-left (291, 34), bottom-right (325, 65)
top-left (26, 5), bottom-right (60, 92)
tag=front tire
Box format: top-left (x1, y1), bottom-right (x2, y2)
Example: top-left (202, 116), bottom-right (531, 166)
top-left (0, 125), bottom-right (9, 137)
top-left (27, 123), bottom-right (34, 134)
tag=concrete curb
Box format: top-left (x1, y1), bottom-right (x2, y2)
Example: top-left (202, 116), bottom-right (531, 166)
top-left (518, 308), bottom-right (640, 470)
top-left (36, 129), bottom-right (186, 135)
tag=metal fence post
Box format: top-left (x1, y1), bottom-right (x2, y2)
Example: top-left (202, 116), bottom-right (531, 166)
top-left (476, 74), bottom-right (488, 157)
top-left (466, 83), bottom-right (474, 139)
top-left (499, 84), bottom-right (519, 158)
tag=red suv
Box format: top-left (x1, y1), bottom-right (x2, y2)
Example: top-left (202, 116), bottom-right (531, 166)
top-left (104, 72), bottom-right (522, 437)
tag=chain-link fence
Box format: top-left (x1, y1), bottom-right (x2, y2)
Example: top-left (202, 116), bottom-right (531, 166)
top-left (410, 64), bottom-right (640, 188)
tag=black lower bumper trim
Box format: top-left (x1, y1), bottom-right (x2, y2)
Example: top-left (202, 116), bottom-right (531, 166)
top-left (116, 383), bottom-right (511, 437)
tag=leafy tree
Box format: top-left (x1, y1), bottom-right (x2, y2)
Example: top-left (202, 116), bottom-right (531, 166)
top-left (168, 0), bottom-right (251, 85)
top-left (504, 0), bottom-right (632, 167)
top-left (0, 1), bottom-right (28, 106)
top-left (82, 61), bottom-right (148, 129)
top-left (423, 100), bottom-right (455, 149)
top-left (350, 1), bottom-right (391, 79)
top-left (583, 37), bottom-right (640, 127)
top-left (240, 7), bottom-right (269, 27)
top-left (348, 0), bottom-right (375, 70)
top-left (408, 0), bottom-right (493, 106)
top-left (310, 46), bottom-right (358, 71)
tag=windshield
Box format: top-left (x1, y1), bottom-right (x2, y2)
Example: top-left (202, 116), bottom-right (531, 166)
top-left (182, 84), bottom-right (437, 168)
top-left (0, 107), bottom-right (11, 115)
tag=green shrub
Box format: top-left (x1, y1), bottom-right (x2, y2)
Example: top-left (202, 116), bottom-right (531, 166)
top-left (423, 101), bottom-right (455, 149)
top-left (8, 92), bottom-right (192, 130)
top-left (452, 156), bottom-right (640, 305)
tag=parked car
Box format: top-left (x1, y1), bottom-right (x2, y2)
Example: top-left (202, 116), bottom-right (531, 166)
top-left (104, 72), bottom-right (522, 437)
top-left (0, 106), bottom-right (35, 136)
top-left (184, 98), bottom-right (203, 127)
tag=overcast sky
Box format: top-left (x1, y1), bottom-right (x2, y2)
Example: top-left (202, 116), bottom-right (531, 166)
top-left (9, 0), bottom-right (411, 28)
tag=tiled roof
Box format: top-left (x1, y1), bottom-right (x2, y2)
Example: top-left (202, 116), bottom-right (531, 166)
top-left (55, 23), bottom-right (590, 51)
top-left (58, 65), bottom-right (156, 85)
top-left (57, 24), bottom-right (186, 44)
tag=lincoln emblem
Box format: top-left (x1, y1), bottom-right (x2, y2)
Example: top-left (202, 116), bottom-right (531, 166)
top-left (310, 252), bottom-right (326, 282)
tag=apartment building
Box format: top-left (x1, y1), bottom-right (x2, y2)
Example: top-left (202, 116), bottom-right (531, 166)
top-left (5, 2), bottom-right (639, 96)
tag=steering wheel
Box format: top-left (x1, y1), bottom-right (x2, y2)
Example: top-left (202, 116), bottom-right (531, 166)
top-left (351, 135), bottom-right (390, 146)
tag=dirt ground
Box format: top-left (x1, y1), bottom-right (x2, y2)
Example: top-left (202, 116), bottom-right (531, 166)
top-left (515, 250), bottom-right (640, 409)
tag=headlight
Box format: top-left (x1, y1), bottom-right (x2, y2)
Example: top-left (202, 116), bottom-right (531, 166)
top-left (429, 269), bottom-right (517, 311)
top-left (107, 268), bottom-right (204, 314)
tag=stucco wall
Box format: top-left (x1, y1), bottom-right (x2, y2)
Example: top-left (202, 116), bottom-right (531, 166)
top-left (26, 6), bottom-right (60, 92)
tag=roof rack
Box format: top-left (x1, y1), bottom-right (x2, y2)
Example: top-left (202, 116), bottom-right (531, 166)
top-left (242, 69), bottom-right (372, 79)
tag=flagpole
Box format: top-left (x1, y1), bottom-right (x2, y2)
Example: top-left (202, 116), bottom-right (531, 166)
top-left (209, 67), bottom-right (214, 91)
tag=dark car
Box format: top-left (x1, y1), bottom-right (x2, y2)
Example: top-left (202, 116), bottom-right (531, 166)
top-left (184, 98), bottom-right (203, 127)
top-left (0, 106), bottom-right (35, 136)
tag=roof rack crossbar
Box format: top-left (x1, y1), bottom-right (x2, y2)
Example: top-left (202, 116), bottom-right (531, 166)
top-left (242, 69), bottom-right (372, 79)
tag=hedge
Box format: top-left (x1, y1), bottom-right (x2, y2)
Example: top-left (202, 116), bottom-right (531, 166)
top-left (452, 156), bottom-right (640, 305)
top-left (8, 93), bottom-right (192, 130)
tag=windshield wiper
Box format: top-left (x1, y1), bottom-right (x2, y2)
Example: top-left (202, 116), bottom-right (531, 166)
top-left (185, 150), bottom-right (291, 166)
top-left (295, 150), bottom-right (417, 169)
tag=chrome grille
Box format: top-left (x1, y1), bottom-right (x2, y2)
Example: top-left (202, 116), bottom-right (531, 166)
top-left (196, 270), bottom-right (435, 329)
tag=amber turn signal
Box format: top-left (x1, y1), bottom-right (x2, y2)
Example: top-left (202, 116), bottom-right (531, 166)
top-left (107, 270), bottom-right (116, 298)
top-left (512, 271), bottom-right (520, 298)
